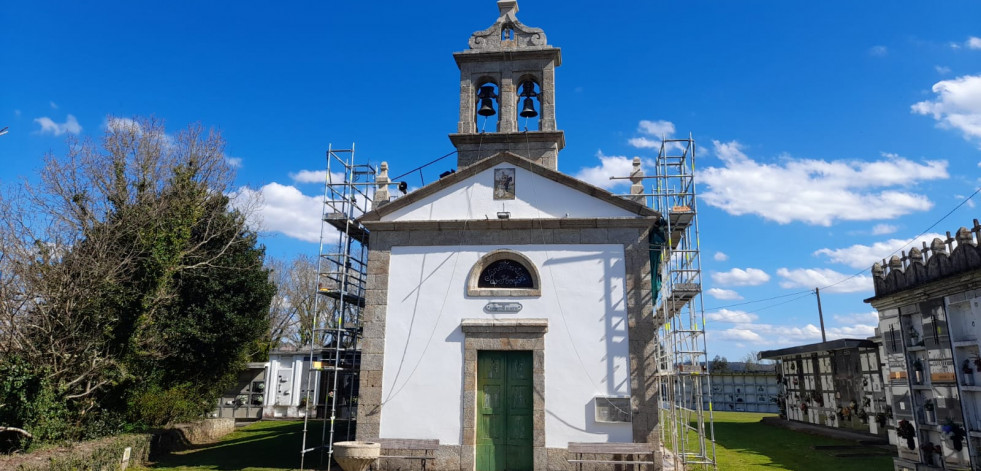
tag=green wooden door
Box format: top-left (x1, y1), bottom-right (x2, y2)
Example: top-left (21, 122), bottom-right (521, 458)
top-left (477, 350), bottom-right (533, 471)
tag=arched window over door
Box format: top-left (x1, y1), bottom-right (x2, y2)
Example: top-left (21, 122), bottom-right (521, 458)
top-left (467, 250), bottom-right (541, 297)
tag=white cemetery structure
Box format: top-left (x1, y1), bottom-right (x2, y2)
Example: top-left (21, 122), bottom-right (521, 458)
top-left (866, 220), bottom-right (981, 470)
top-left (703, 362), bottom-right (780, 414)
top-left (759, 340), bottom-right (888, 436)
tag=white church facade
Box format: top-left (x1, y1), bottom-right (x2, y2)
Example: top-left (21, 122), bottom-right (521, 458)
top-left (354, 3), bottom-right (663, 470)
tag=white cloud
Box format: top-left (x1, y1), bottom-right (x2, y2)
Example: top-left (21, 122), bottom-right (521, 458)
top-left (936, 65), bottom-right (952, 75)
top-left (49, 101), bottom-right (58, 109)
top-left (814, 233), bottom-right (944, 269)
top-left (638, 120), bottom-right (675, 137)
top-left (628, 119), bottom-right (683, 151)
top-left (832, 311), bottom-right (879, 325)
top-left (717, 324), bottom-right (822, 344)
top-left (713, 251), bottom-right (729, 262)
top-left (871, 223), bottom-right (897, 235)
top-left (34, 114), bottom-right (82, 136)
top-left (230, 182), bottom-right (327, 243)
top-left (717, 328), bottom-right (764, 343)
top-left (289, 169), bottom-right (349, 184)
top-left (911, 74), bottom-right (981, 144)
top-left (717, 321), bottom-right (873, 345)
top-left (711, 267), bottom-right (770, 286)
top-left (290, 169), bottom-right (327, 183)
top-left (776, 267), bottom-right (872, 293)
top-left (225, 156), bottom-right (243, 168)
top-left (869, 45), bottom-right (888, 56)
top-left (706, 308), bottom-right (756, 323)
top-left (706, 288), bottom-right (742, 300)
top-left (700, 141), bottom-right (948, 225)
top-left (627, 137), bottom-right (660, 149)
top-left (826, 324), bottom-right (877, 338)
top-left (968, 37), bottom-right (981, 50)
top-left (573, 150), bottom-right (651, 190)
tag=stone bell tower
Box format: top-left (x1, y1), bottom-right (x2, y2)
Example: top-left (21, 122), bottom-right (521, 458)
top-left (449, 0), bottom-right (565, 170)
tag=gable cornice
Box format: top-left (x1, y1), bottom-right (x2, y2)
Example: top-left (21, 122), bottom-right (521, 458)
top-left (358, 151), bottom-right (660, 223)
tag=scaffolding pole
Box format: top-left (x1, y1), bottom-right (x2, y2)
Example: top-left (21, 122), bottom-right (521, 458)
top-left (651, 136), bottom-right (716, 471)
top-left (300, 144), bottom-right (373, 470)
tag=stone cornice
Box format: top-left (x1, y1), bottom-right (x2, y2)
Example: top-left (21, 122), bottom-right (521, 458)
top-left (358, 151), bottom-right (660, 223)
top-left (866, 220), bottom-right (981, 301)
top-left (362, 217), bottom-right (659, 232)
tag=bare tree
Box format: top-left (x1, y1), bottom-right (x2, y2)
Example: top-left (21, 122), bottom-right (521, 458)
top-left (265, 254), bottom-right (335, 350)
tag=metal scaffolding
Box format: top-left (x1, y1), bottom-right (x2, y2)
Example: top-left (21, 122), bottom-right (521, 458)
top-left (300, 144), bottom-right (373, 470)
top-left (651, 137), bottom-right (716, 470)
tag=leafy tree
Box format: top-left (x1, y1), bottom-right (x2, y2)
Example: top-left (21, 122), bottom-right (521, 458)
top-left (0, 117), bottom-right (275, 445)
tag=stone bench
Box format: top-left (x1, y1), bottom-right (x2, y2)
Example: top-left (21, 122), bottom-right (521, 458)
top-left (567, 442), bottom-right (656, 471)
top-left (370, 438), bottom-right (439, 471)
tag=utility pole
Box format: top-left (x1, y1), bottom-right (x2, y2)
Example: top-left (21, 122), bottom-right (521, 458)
top-left (816, 287), bottom-right (827, 342)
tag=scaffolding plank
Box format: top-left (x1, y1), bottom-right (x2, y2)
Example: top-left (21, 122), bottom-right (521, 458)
top-left (324, 213), bottom-right (369, 243)
top-left (317, 288), bottom-right (366, 307)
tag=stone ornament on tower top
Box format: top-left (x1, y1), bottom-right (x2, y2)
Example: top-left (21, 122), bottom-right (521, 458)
top-left (468, 0), bottom-right (548, 51)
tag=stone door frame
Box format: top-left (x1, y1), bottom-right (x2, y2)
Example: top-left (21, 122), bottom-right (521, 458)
top-left (460, 319), bottom-right (547, 471)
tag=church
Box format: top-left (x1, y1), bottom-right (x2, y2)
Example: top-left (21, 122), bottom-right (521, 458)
top-left (354, 2), bottom-right (664, 469)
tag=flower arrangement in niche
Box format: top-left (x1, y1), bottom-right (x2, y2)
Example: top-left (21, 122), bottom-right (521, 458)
top-left (943, 418), bottom-right (967, 451)
top-left (897, 419), bottom-right (916, 450)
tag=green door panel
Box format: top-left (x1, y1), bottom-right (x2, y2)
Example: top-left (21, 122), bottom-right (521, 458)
top-left (477, 351), bottom-right (533, 471)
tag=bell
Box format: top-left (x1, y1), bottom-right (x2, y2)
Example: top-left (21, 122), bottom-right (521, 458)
top-left (519, 97), bottom-right (538, 118)
top-left (519, 80), bottom-right (538, 98)
top-left (476, 85), bottom-right (498, 117)
top-left (478, 98), bottom-right (496, 116)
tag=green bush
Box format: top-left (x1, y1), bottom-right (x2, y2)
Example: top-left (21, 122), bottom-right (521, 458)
top-left (127, 383), bottom-right (209, 427)
top-left (0, 357), bottom-right (73, 451)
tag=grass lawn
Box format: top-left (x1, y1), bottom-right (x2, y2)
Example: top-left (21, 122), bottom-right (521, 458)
top-left (705, 411), bottom-right (893, 470)
top-left (137, 420), bottom-right (335, 471)
top-left (135, 413), bottom-right (893, 470)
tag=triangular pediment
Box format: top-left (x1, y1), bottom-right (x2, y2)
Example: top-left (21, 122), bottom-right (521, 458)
top-left (359, 152), bottom-right (658, 223)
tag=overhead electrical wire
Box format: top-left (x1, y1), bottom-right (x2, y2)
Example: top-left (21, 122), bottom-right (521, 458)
top-left (701, 186), bottom-right (980, 316)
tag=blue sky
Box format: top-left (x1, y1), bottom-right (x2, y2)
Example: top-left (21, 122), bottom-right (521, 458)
top-left (2, 1), bottom-right (980, 361)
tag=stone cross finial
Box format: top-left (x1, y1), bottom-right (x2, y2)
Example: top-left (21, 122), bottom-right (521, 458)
top-left (374, 162), bottom-right (390, 209)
